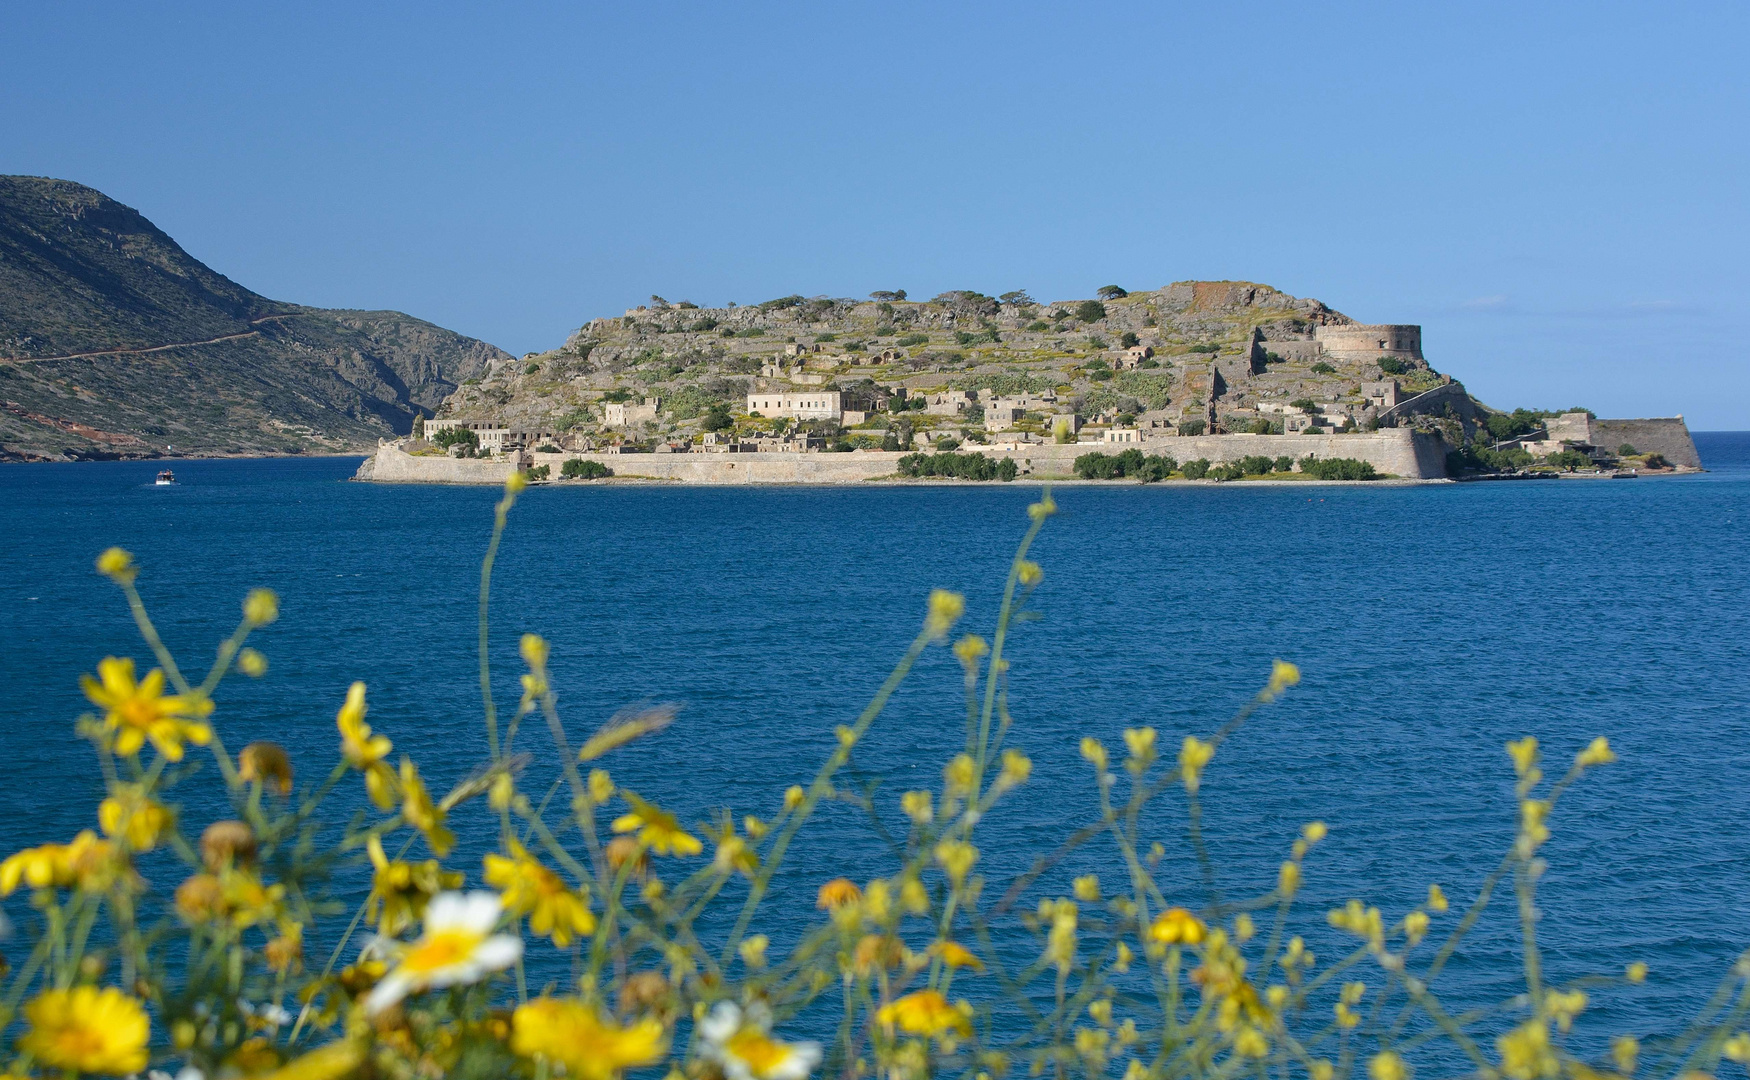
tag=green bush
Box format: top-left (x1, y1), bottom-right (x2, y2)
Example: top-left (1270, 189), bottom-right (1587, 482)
top-left (1209, 462), bottom-right (1247, 482)
top-left (431, 426), bottom-right (479, 450)
top-left (534, 444), bottom-right (561, 454)
top-left (1275, 455), bottom-right (1294, 472)
top-left (1300, 456), bottom-right (1379, 480)
top-left (1549, 449), bottom-right (1594, 470)
top-left (700, 405), bottom-right (734, 432)
top-left (934, 436), bottom-right (961, 452)
top-left (1188, 343), bottom-right (1219, 353)
top-left (1025, 321), bottom-right (1050, 332)
top-left (1181, 457), bottom-right (1211, 479)
top-left (1291, 399), bottom-right (1317, 413)
top-left (1644, 452), bottom-right (1670, 469)
top-left (1235, 455), bottom-right (1276, 475)
top-left (1097, 285), bottom-right (1128, 299)
top-left (896, 333), bottom-right (929, 348)
top-left (1310, 361), bottom-right (1336, 374)
top-left (1178, 419), bottom-right (1206, 437)
top-left (1074, 300), bottom-right (1107, 323)
top-left (1617, 443), bottom-right (1638, 456)
top-left (1378, 357), bottom-right (1408, 375)
top-left (1119, 331), bottom-right (1140, 348)
top-left (895, 451), bottom-right (1017, 481)
top-left (1073, 450), bottom-right (1179, 482)
top-left (559, 458), bottom-right (612, 479)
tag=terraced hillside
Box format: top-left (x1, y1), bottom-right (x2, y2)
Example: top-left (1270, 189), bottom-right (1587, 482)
top-left (0, 177), bottom-right (509, 460)
top-left (435, 281), bottom-right (1490, 449)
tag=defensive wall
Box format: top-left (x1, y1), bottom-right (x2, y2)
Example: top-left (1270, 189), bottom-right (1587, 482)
top-left (1313, 323), bottom-right (1423, 363)
top-left (355, 429), bottom-right (1449, 485)
top-left (1585, 418), bottom-right (1701, 468)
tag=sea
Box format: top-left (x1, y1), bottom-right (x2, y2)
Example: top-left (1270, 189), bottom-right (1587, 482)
top-left (1, 434), bottom-right (1748, 1056)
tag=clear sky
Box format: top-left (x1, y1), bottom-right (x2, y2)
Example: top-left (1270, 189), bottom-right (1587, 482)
top-left (5, 2), bottom-right (1746, 426)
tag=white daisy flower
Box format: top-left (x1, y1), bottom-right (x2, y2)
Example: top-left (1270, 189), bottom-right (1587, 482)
top-left (699, 1001), bottom-right (822, 1080)
top-left (364, 891), bottom-right (523, 1015)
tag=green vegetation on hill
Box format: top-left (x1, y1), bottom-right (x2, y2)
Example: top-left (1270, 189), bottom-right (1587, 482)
top-left (0, 176), bottom-right (510, 461)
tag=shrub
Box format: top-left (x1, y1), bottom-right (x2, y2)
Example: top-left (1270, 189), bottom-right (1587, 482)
top-left (895, 451), bottom-right (1017, 480)
top-left (1310, 361), bottom-right (1336, 374)
top-left (1549, 448), bottom-right (1594, 470)
top-left (896, 333), bottom-right (929, 348)
top-left (1235, 455), bottom-right (1276, 475)
top-left (1097, 285), bottom-right (1128, 299)
top-left (1178, 419), bottom-right (1206, 437)
top-left (524, 362), bottom-right (540, 375)
top-left (524, 464), bottom-right (550, 480)
top-left (1188, 343), bottom-right (1219, 353)
top-left (1087, 337), bottom-right (1108, 350)
top-left (1301, 456), bottom-right (1380, 480)
top-left (1074, 300), bottom-right (1107, 323)
top-left (934, 436), bottom-right (961, 452)
top-left (1275, 455), bottom-right (1294, 472)
top-left (1378, 357), bottom-right (1409, 375)
top-left (688, 317), bottom-right (720, 333)
top-left (1618, 443), bottom-right (1638, 456)
top-left (700, 404), bottom-right (734, 432)
top-left (1291, 398), bottom-right (1317, 413)
top-left (1644, 452), bottom-right (1670, 469)
top-left (1181, 457), bottom-right (1211, 479)
top-left (1209, 462), bottom-right (1247, 481)
top-left (535, 444), bottom-right (561, 454)
top-left (560, 458), bottom-right (612, 479)
top-left (815, 332), bottom-right (837, 343)
top-left (1025, 321), bottom-right (1050, 332)
top-left (869, 289), bottom-right (906, 301)
top-left (431, 426), bottom-right (479, 450)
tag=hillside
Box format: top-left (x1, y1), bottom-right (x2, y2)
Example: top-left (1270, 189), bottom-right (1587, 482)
top-left (0, 177), bottom-right (509, 460)
top-left (434, 281), bottom-right (1489, 448)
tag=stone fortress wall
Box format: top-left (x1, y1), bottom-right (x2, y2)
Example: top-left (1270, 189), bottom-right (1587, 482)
top-left (356, 429), bottom-right (1450, 486)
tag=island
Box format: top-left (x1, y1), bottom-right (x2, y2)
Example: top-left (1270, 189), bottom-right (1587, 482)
top-left (356, 282), bottom-right (1699, 485)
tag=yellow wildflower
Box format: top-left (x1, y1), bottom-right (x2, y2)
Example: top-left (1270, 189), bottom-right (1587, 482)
top-left (95, 546), bottom-right (136, 583)
top-left (1312, 1062), bottom-right (1335, 1080)
top-left (243, 587), bottom-right (279, 626)
top-left (519, 632), bottom-right (549, 669)
top-left (200, 819), bottom-right (256, 869)
top-left (901, 790), bottom-right (933, 825)
top-left (1499, 1020), bottom-right (1557, 1080)
top-left (237, 647), bottom-right (268, 677)
top-left (589, 768), bottom-right (614, 804)
top-left (924, 589), bottom-right (965, 638)
top-left (1074, 875), bottom-right (1101, 902)
top-left (1403, 910), bottom-right (1430, 945)
top-left (934, 839), bottom-right (979, 886)
top-left (1080, 736), bottom-right (1109, 772)
top-left (1546, 989), bottom-right (1587, 1033)
top-left (1506, 737), bottom-right (1540, 778)
top-left (1179, 736), bottom-right (1215, 793)
top-left (18, 986), bottom-right (149, 1075)
top-left (1234, 913), bottom-right (1255, 941)
top-left (944, 753), bottom-right (977, 796)
top-left (239, 741), bottom-right (294, 794)
top-left (336, 683), bottom-right (396, 810)
top-left (1576, 736), bottom-right (1616, 768)
top-left (1369, 1051), bottom-right (1407, 1080)
top-left (1428, 884), bottom-right (1448, 912)
top-left (1627, 961), bottom-right (1648, 983)
top-left (0, 830), bottom-right (118, 895)
top-left (1016, 559), bottom-right (1043, 586)
top-left (713, 833), bottom-right (757, 877)
top-left (1304, 821), bottom-right (1328, 843)
top-left (483, 840), bottom-right (596, 947)
top-left (1517, 799), bottom-right (1551, 856)
top-left (952, 635), bottom-right (988, 671)
top-left (783, 785), bottom-right (805, 811)
top-left (265, 922), bottom-right (303, 974)
top-left (1278, 861), bottom-right (1301, 896)
top-left (400, 758), bottom-right (454, 856)
top-left (219, 866), bottom-right (286, 929)
top-left (1028, 493), bottom-right (1057, 521)
top-left (1044, 898), bottom-right (1078, 971)
top-left (511, 996), bottom-right (666, 1080)
top-left (81, 656), bottom-right (213, 761)
top-left (816, 877), bottom-right (862, 910)
top-left (505, 470), bottom-right (527, 495)
top-left (739, 934), bottom-right (770, 968)
top-left (612, 792), bottom-right (703, 856)
top-left (366, 834), bottom-right (462, 936)
top-left (1613, 1035), bottom-right (1640, 1073)
top-left (996, 748), bottom-right (1032, 790)
top-left (876, 989), bottom-right (973, 1039)
top-left (933, 940), bottom-right (984, 970)
top-left (900, 876), bottom-right (929, 914)
top-left (1123, 727), bottom-right (1158, 769)
top-left (1234, 1027), bottom-right (1268, 1058)
top-left (1262, 659), bottom-right (1301, 701)
top-left (1148, 907), bottom-right (1206, 946)
top-left (98, 783), bottom-right (173, 851)
top-left (174, 873), bottom-right (224, 921)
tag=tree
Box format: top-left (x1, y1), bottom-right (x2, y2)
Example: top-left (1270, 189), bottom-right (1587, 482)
top-left (560, 459), bottom-right (611, 479)
top-left (432, 427), bottom-right (479, 451)
top-left (1097, 285), bottom-right (1128, 300)
top-left (700, 404), bottom-right (734, 432)
top-left (649, 295), bottom-right (670, 308)
top-left (1119, 331), bottom-right (1139, 349)
top-left (869, 290), bottom-right (907, 302)
top-left (1075, 300), bottom-right (1107, 323)
top-left (999, 290), bottom-right (1036, 306)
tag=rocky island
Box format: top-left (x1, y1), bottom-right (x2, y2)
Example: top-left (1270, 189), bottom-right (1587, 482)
top-left (358, 283), bottom-right (1700, 485)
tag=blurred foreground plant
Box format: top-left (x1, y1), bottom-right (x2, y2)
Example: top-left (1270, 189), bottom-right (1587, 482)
top-left (0, 477), bottom-right (1742, 1080)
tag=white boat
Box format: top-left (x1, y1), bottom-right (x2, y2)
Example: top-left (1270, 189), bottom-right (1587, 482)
top-left (155, 469), bottom-right (177, 485)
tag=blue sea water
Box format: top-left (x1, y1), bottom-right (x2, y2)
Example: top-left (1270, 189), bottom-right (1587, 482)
top-left (1, 435), bottom-right (1748, 1055)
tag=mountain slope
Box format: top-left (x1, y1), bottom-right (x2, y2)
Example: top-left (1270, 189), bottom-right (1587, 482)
top-left (0, 176), bottom-right (509, 460)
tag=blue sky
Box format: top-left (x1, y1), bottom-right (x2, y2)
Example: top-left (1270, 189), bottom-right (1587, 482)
top-left (5, 1), bottom-right (1747, 425)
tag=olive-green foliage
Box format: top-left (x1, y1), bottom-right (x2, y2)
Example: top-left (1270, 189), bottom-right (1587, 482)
top-left (1178, 419), bottom-right (1207, 437)
top-left (1310, 361), bottom-right (1336, 374)
top-left (954, 373), bottom-right (1058, 397)
top-left (1074, 450), bottom-right (1178, 482)
top-left (1074, 300), bottom-right (1107, 323)
top-left (525, 464), bottom-right (550, 480)
top-left (1618, 444), bottom-right (1638, 456)
top-left (1187, 343), bottom-right (1220, 354)
top-left (1181, 457), bottom-right (1211, 478)
top-left (1378, 357), bottom-right (1409, 375)
top-left (1300, 456), bottom-right (1380, 480)
top-left (895, 451), bottom-right (1018, 481)
top-left (1548, 449), bottom-right (1594, 470)
top-left (700, 404), bottom-right (734, 432)
top-left (895, 333), bottom-right (930, 348)
top-left (559, 458), bottom-right (612, 479)
top-left (432, 426), bottom-right (479, 449)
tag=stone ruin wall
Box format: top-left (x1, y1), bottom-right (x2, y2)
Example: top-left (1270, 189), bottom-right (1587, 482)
top-left (1312, 324), bottom-right (1424, 364)
top-left (1588, 418), bottom-right (1701, 468)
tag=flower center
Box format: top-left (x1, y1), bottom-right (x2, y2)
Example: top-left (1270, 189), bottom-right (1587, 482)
top-left (402, 929), bottom-right (483, 974)
top-left (727, 1030), bottom-right (788, 1075)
